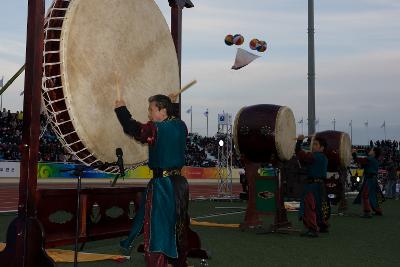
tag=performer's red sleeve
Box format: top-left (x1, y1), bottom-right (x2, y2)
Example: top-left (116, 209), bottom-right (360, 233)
top-left (295, 140), bottom-right (314, 164)
top-left (296, 150), bottom-right (315, 164)
top-left (139, 122), bottom-right (157, 145)
top-left (354, 157), bottom-right (369, 168)
top-left (115, 106), bottom-right (157, 145)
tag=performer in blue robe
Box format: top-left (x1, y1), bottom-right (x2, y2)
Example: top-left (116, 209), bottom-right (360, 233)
top-left (353, 147), bottom-right (384, 218)
top-left (115, 94), bottom-right (189, 267)
top-left (296, 135), bottom-right (330, 237)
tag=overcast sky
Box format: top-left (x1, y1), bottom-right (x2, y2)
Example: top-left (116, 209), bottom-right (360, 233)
top-left (1, 0), bottom-right (399, 145)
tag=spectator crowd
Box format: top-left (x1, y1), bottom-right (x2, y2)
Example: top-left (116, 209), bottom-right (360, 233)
top-left (1, 109), bottom-right (69, 162)
top-left (2, 109), bottom-right (398, 174)
top-left (1, 110), bottom-right (242, 167)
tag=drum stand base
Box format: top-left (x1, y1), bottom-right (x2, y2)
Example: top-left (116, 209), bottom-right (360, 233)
top-left (257, 216), bottom-right (300, 235)
top-left (241, 160), bottom-right (301, 234)
top-left (258, 225), bottom-right (301, 235)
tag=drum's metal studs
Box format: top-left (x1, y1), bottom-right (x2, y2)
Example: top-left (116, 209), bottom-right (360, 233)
top-left (239, 126), bottom-right (250, 135)
top-left (260, 126), bottom-right (273, 136)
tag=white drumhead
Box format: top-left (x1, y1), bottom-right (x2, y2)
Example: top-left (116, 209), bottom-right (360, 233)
top-left (339, 132), bottom-right (352, 167)
top-left (233, 107), bottom-right (245, 157)
top-left (60, 0), bottom-right (179, 165)
top-left (274, 106), bottom-right (296, 161)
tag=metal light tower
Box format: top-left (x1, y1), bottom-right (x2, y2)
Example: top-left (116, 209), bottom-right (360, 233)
top-left (217, 113), bottom-right (233, 197)
top-left (308, 0), bottom-right (316, 135)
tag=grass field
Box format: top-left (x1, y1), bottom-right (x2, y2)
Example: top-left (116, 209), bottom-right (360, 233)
top-left (1, 198), bottom-right (400, 267)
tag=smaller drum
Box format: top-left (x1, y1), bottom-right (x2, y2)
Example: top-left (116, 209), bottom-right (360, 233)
top-left (233, 104), bottom-right (296, 163)
top-left (311, 130), bottom-right (352, 172)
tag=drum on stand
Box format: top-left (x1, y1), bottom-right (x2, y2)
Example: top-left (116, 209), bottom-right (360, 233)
top-left (233, 104), bottom-right (297, 230)
top-left (311, 130), bottom-right (352, 172)
top-left (233, 104), bottom-right (296, 163)
top-left (42, 0), bottom-right (180, 172)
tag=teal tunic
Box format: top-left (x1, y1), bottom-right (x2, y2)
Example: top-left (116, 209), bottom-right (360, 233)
top-left (364, 156), bottom-right (379, 175)
top-left (149, 119), bottom-right (186, 169)
top-left (354, 156), bottom-right (384, 208)
top-left (122, 118), bottom-right (187, 258)
top-left (297, 149), bottom-right (330, 226)
top-left (307, 152), bottom-right (328, 179)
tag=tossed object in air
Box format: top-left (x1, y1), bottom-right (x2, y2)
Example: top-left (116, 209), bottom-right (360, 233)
top-left (231, 48), bottom-right (260, 70)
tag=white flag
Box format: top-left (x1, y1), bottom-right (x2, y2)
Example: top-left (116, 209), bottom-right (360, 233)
top-left (381, 121), bottom-right (386, 128)
top-left (231, 48), bottom-right (260, 70)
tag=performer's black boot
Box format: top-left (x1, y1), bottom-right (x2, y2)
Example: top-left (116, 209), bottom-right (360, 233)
top-left (120, 239), bottom-right (134, 256)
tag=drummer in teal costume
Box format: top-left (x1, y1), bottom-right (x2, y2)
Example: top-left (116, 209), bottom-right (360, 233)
top-left (114, 93), bottom-right (189, 267)
top-left (296, 135), bottom-right (330, 237)
top-left (353, 147), bottom-right (384, 218)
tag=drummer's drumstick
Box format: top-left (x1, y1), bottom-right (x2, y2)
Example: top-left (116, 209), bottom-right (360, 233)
top-left (177, 80), bottom-right (197, 95)
top-left (293, 135), bottom-right (314, 140)
top-left (115, 74), bottom-right (121, 101)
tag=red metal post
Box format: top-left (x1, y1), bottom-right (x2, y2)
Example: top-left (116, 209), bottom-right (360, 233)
top-left (169, 0), bottom-right (193, 117)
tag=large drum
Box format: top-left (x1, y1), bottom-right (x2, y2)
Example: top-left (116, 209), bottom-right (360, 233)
top-left (42, 0), bottom-right (179, 172)
top-left (311, 130), bottom-right (352, 172)
top-left (233, 104), bottom-right (296, 163)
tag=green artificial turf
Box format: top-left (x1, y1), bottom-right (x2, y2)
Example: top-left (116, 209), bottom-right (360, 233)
top-left (1, 199), bottom-right (400, 267)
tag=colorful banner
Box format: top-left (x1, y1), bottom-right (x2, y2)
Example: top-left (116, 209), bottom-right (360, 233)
top-left (0, 161), bottom-right (20, 178)
top-left (38, 163), bottom-right (113, 179)
top-left (0, 161), bottom-right (242, 179)
top-left (126, 166), bottom-right (226, 179)
top-left (181, 167), bottom-right (219, 179)
top-left (125, 166), bottom-right (153, 179)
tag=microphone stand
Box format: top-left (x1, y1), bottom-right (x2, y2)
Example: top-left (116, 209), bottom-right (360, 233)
top-left (60, 165), bottom-right (86, 267)
top-left (59, 149), bottom-right (125, 266)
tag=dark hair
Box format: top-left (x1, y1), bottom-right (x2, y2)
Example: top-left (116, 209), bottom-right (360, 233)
top-left (373, 147), bottom-right (381, 158)
top-left (148, 94), bottom-right (173, 116)
top-left (314, 137), bottom-right (327, 151)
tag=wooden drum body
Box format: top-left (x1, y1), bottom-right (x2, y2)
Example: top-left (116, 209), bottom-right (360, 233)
top-left (233, 104), bottom-right (296, 163)
top-left (311, 130), bottom-right (352, 172)
top-left (42, 0), bottom-right (179, 172)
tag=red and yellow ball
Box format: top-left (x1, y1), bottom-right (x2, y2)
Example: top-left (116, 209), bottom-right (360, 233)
top-left (224, 34), bottom-right (234, 46)
top-left (257, 40), bottom-right (267, 52)
top-left (233, 34), bottom-right (244, 45)
top-left (249, 38), bottom-right (260, 50)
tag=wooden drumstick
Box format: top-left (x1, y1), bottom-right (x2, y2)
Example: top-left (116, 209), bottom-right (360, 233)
top-left (293, 135), bottom-right (314, 140)
top-left (114, 73), bottom-right (121, 101)
top-left (169, 80), bottom-right (197, 102)
top-left (177, 80), bottom-right (197, 95)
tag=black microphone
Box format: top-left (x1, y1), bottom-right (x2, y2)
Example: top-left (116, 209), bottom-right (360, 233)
top-left (116, 148), bottom-right (125, 177)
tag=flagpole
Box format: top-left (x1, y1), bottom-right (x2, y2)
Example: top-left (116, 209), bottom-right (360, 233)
top-left (0, 76), bottom-right (3, 110)
top-left (384, 125), bottom-right (386, 140)
top-left (383, 121), bottom-right (387, 140)
top-left (190, 105), bottom-right (193, 133)
top-left (0, 76), bottom-right (4, 112)
top-left (206, 109), bottom-right (209, 137)
top-left (350, 120), bottom-right (353, 142)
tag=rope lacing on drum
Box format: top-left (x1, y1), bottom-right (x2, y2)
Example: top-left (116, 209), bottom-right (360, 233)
top-left (43, 62), bottom-right (62, 66)
top-left (39, 113), bottom-right (54, 139)
top-left (41, 0), bottom-right (150, 175)
top-left (44, 74), bottom-right (62, 80)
